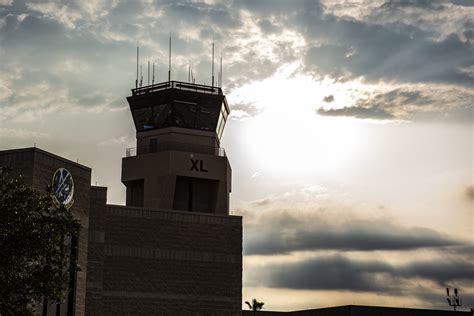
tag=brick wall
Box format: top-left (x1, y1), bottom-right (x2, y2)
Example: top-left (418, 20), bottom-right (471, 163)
top-left (86, 204), bottom-right (242, 315)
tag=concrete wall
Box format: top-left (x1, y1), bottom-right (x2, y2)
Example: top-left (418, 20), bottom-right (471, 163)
top-left (86, 204), bottom-right (242, 315)
top-left (122, 150), bottom-right (231, 214)
top-left (137, 127), bottom-right (221, 149)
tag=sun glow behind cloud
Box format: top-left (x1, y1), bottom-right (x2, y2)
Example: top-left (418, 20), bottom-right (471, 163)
top-left (229, 63), bottom-right (369, 175)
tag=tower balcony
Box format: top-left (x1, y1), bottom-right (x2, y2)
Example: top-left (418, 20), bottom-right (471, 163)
top-left (131, 80), bottom-right (224, 97)
top-left (125, 141), bottom-right (226, 158)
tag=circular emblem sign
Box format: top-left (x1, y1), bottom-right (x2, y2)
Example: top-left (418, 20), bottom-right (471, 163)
top-left (51, 168), bottom-right (74, 209)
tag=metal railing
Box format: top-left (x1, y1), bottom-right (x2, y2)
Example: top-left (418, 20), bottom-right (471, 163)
top-left (131, 81), bottom-right (223, 97)
top-left (125, 141), bottom-right (226, 157)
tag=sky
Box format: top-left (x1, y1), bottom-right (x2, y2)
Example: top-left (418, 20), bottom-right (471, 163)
top-left (0, 0), bottom-right (473, 312)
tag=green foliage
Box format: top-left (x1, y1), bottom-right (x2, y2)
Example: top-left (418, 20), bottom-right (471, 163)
top-left (245, 298), bottom-right (264, 313)
top-left (0, 167), bottom-right (81, 315)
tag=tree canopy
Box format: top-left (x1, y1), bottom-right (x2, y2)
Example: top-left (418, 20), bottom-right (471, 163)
top-left (0, 167), bottom-right (81, 315)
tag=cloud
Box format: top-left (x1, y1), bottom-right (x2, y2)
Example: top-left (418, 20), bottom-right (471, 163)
top-left (465, 185), bottom-right (474, 201)
top-left (322, 95), bottom-right (334, 103)
top-left (317, 106), bottom-right (394, 120)
top-left (257, 18), bottom-right (281, 34)
top-left (243, 208), bottom-right (463, 255)
top-left (248, 255), bottom-right (392, 292)
top-left (1, 0), bottom-right (472, 125)
top-left (0, 127), bottom-right (49, 140)
top-left (160, 1), bottom-right (242, 31)
top-left (229, 102), bottom-right (262, 120)
top-left (97, 136), bottom-right (133, 147)
top-left (316, 87), bottom-right (474, 121)
top-left (451, 0), bottom-right (474, 6)
top-left (299, 5), bottom-right (474, 87)
top-left (247, 254), bottom-right (474, 291)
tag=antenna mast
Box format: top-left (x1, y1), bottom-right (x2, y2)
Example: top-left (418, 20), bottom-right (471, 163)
top-left (211, 40), bottom-right (215, 88)
top-left (147, 58), bottom-right (150, 86)
top-left (219, 53), bottom-right (223, 88)
top-left (152, 62), bottom-right (155, 85)
top-left (136, 43), bottom-right (139, 89)
top-left (168, 33), bottom-right (171, 82)
top-left (140, 65), bottom-right (143, 88)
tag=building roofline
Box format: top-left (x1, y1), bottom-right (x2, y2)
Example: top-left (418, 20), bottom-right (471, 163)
top-left (0, 147), bottom-right (91, 172)
top-left (250, 304), bottom-right (471, 314)
top-left (106, 203), bottom-right (242, 220)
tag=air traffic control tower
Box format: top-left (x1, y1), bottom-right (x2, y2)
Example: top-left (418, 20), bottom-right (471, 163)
top-left (85, 79), bottom-right (241, 316)
top-left (122, 80), bottom-right (231, 214)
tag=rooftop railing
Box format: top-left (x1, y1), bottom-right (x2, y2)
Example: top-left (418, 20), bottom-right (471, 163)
top-left (131, 81), bottom-right (223, 97)
top-left (125, 141), bottom-right (226, 157)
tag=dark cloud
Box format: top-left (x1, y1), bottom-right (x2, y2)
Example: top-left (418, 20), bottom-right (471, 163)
top-left (249, 255), bottom-right (392, 292)
top-left (399, 260), bottom-right (474, 285)
top-left (299, 6), bottom-right (474, 86)
top-left (316, 88), bottom-right (474, 121)
top-left (317, 106), bottom-right (394, 120)
top-left (235, 0), bottom-right (322, 16)
top-left (244, 210), bottom-right (463, 255)
top-left (379, 0), bottom-right (446, 11)
top-left (247, 254), bottom-right (474, 292)
top-left (322, 95), bottom-right (334, 103)
top-left (465, 185), bottom-right (474, 201)
top-left (257, 19), bottom-right (281, 34)
top-left (159, 1), bottom-right (242, 31)
top-left (451, 0), bottom-right (474, 7)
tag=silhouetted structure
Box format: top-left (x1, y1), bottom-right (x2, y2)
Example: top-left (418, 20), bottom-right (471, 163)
top-left (242, 305), bottom-right (473, 315)
top-left (85, 79), bottom-right (240, 315)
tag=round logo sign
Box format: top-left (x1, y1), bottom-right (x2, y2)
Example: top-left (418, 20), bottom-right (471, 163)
top-left (51, 168), bottom-right (74, 209)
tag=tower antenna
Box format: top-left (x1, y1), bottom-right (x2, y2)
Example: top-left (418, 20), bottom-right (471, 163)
top-left (211, 39), bottom-right (215, 88)
top-left (219, 53), bottom-right (223, 88)
top-left (168, 33), bottom-right (171, 82)
top-left (140, 64), bottom-right (143, 87)
top-left (188, 63), bottom-right (191, 83)
top-left (136, 43), bottom-right (139, 89)
top-left (152, 62), bottom-right (155, 85)
top-left (147, 58), bottom-right (150, 86)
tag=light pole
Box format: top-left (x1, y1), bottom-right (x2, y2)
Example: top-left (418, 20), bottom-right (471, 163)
top-left (446, 287), bottom-right (462, 311)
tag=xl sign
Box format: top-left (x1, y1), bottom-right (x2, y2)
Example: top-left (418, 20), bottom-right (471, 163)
top-left (190, 159), bottom-right (208, 172)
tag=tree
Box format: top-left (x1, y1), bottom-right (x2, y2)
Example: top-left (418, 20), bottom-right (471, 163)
top-left (245, 298), bottom-right (264, 315)
top-left (0, 167), bottom-right (81, 315)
